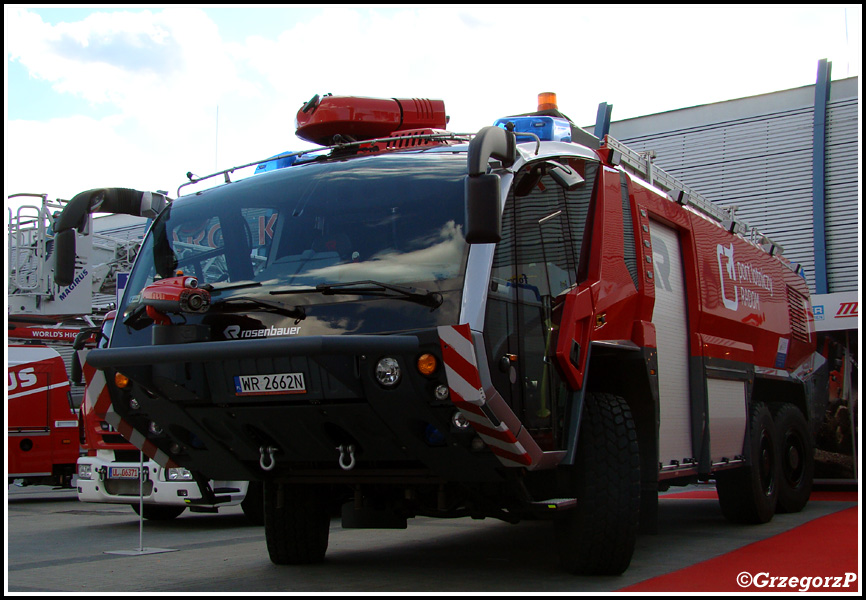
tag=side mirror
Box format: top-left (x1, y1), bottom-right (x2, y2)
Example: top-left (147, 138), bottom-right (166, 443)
top-left (465, 174), bottom-right (501, 244)
top-left (466, 126), bottom-right (516, 175)
top-left (71, 351), bottom-right (83, 385)
top-left (54, 229), bottom-right (77, 287)
top-left (72, 328), bottom-right (98, 351)
top-left (464, 126), bottom-right (516, 245)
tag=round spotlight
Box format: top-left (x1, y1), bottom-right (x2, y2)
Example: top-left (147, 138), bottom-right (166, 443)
top-left (375, 357), bottom-right (401, 387)
top-left (129, 398), bottom-right (140, 410)
top-left (434, 384), bottom-right (450, 401)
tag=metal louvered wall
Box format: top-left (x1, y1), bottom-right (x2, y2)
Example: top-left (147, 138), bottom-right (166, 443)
top-left (606, 77), bottom-right (858, 294)
top-left (824, 96), bottom-right (859, 292)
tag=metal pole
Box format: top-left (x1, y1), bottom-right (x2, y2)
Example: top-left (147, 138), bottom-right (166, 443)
top-left (138, 450), bottom-right (144, 552)
top-left (811, 59), bottom-right (832, 294)
top-left (104, 451), bottom-right (176, 556)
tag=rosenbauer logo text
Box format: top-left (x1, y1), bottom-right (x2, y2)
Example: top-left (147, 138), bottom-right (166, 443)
top-left (223, 324), bottom-right (301, 339)
top-left (737, 571), bottom-right (857, 591)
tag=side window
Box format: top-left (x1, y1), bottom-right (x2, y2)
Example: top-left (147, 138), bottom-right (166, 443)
top-left (485, 159), bottom-right (596, 447)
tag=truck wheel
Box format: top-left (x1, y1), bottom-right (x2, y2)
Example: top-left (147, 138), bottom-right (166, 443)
top-left (772, 404), bottom-right (813, 513)
top-left (131, 504), bottom-right (186, 520)
top-left (555, 392), bottom-right (640, 575)
top-left (715, 402), bottom-right (778, 524)
top-left (241, 481), bottom-right (265, 525)
top-left (264, 481), bottom-right (330, 565)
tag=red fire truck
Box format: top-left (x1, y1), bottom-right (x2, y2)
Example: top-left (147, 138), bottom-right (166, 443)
top-left (54, 93), bottom-right (826, 574)
top-left (8, 344), bottom-right (79, 487)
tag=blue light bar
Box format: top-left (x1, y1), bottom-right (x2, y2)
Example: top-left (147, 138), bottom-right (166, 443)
top-left (254, 152), bottom-right (298, 174)
top-left (493, 116), bottom-right (572, 143)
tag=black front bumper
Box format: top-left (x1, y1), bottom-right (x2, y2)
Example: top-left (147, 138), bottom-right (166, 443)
top-left (88, 333), bottom-right (503, 483)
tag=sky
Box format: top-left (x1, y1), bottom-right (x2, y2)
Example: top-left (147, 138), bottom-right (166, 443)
top-left (4, 5), bottom-right (862, 214)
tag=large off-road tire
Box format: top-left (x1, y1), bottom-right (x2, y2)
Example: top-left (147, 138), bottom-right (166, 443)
top-left (264, 482), bottom-right (331, 565)
top-left (715, 402), bottom-right (778, 524)
top-left (241, 481), bottom-right (265, 525)
top-left (131, 504), bottom-right (186, 520)
top-left (771, 404), bottom-right (813, 513)
top-left (554, 392), bottom-right (640, 575)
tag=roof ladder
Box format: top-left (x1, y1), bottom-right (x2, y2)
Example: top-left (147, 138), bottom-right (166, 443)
top-left (601, 135), bottom-right (784, 257)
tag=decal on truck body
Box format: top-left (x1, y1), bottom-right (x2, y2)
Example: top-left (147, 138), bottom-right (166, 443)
top-left (224, 324), bottom-right (302, 339)
top-left (717, 242), bottom-right (776, 314)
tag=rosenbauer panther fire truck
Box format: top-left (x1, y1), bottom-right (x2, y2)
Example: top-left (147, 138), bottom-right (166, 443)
top-left (53, 93), bottom-right (827, 574)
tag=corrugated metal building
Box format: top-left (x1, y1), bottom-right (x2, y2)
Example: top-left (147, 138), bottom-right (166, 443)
top-left (603, 73), bottom-right (859, 298)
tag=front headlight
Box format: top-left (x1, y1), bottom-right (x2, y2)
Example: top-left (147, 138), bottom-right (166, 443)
top-left (167, 467), bottom-right (193, 481)
top-left (375, 357), bottom-right (401, 387)
top-left (78, 463), bottom-right (93, 480)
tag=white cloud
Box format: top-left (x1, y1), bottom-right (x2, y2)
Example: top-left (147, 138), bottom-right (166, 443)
top-left (5, 5), bottom-right (860, 215)
top-left (7, 7), bottom-right (253, 115)
top-left (5, 7), bottom-right (265, 205)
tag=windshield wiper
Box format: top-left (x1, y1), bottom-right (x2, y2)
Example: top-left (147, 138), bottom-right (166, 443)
top-left (270, 280), bottom-right (443, 310)
top-left (205, 281), bottom-right (306, 320)
top-left (201, 280), bottom-right (261, 293)
top-left (209, 297), bottom-right (306, 321)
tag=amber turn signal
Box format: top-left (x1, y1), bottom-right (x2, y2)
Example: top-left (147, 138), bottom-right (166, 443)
top-left (115, 372), bottom-right (130, 388)
top-left (416, 353), bottom-right (437, 376)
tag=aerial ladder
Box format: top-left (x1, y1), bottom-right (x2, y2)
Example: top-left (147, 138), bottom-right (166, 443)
top-left (8, 192), bottom-right (143, 319)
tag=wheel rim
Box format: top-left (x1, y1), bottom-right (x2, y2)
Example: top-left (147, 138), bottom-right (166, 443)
top-left (782, 428), bottom-right (805, 487)
top-left (759, 427), bottom-right (775, 497)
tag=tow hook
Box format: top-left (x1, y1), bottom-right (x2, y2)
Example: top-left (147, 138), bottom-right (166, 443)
top-left (337, 444), bottom-right (356, 471)
top-left (259, 446), bottom-right (278, 471)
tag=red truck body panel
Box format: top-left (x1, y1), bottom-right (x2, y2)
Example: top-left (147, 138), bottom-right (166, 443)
top-left (8, 345), bottom-right (79, 482)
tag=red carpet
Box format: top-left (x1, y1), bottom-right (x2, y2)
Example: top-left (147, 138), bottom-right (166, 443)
top-left (660, 490), bottom-right (857, 502)
top-left (621, 496), bottom-right (859, 592)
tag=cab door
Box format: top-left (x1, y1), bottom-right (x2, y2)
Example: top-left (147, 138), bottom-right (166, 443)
top-left (484, 159), bottom-right (598, 449)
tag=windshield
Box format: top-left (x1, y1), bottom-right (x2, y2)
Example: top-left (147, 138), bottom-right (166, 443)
top-left (117, 151), bottom-right (469, 338)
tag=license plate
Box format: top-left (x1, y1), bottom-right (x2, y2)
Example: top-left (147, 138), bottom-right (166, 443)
top-left (234, 372), bottom-right (306, 396)
top-left (108, 466), bottom-right (140, 479)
